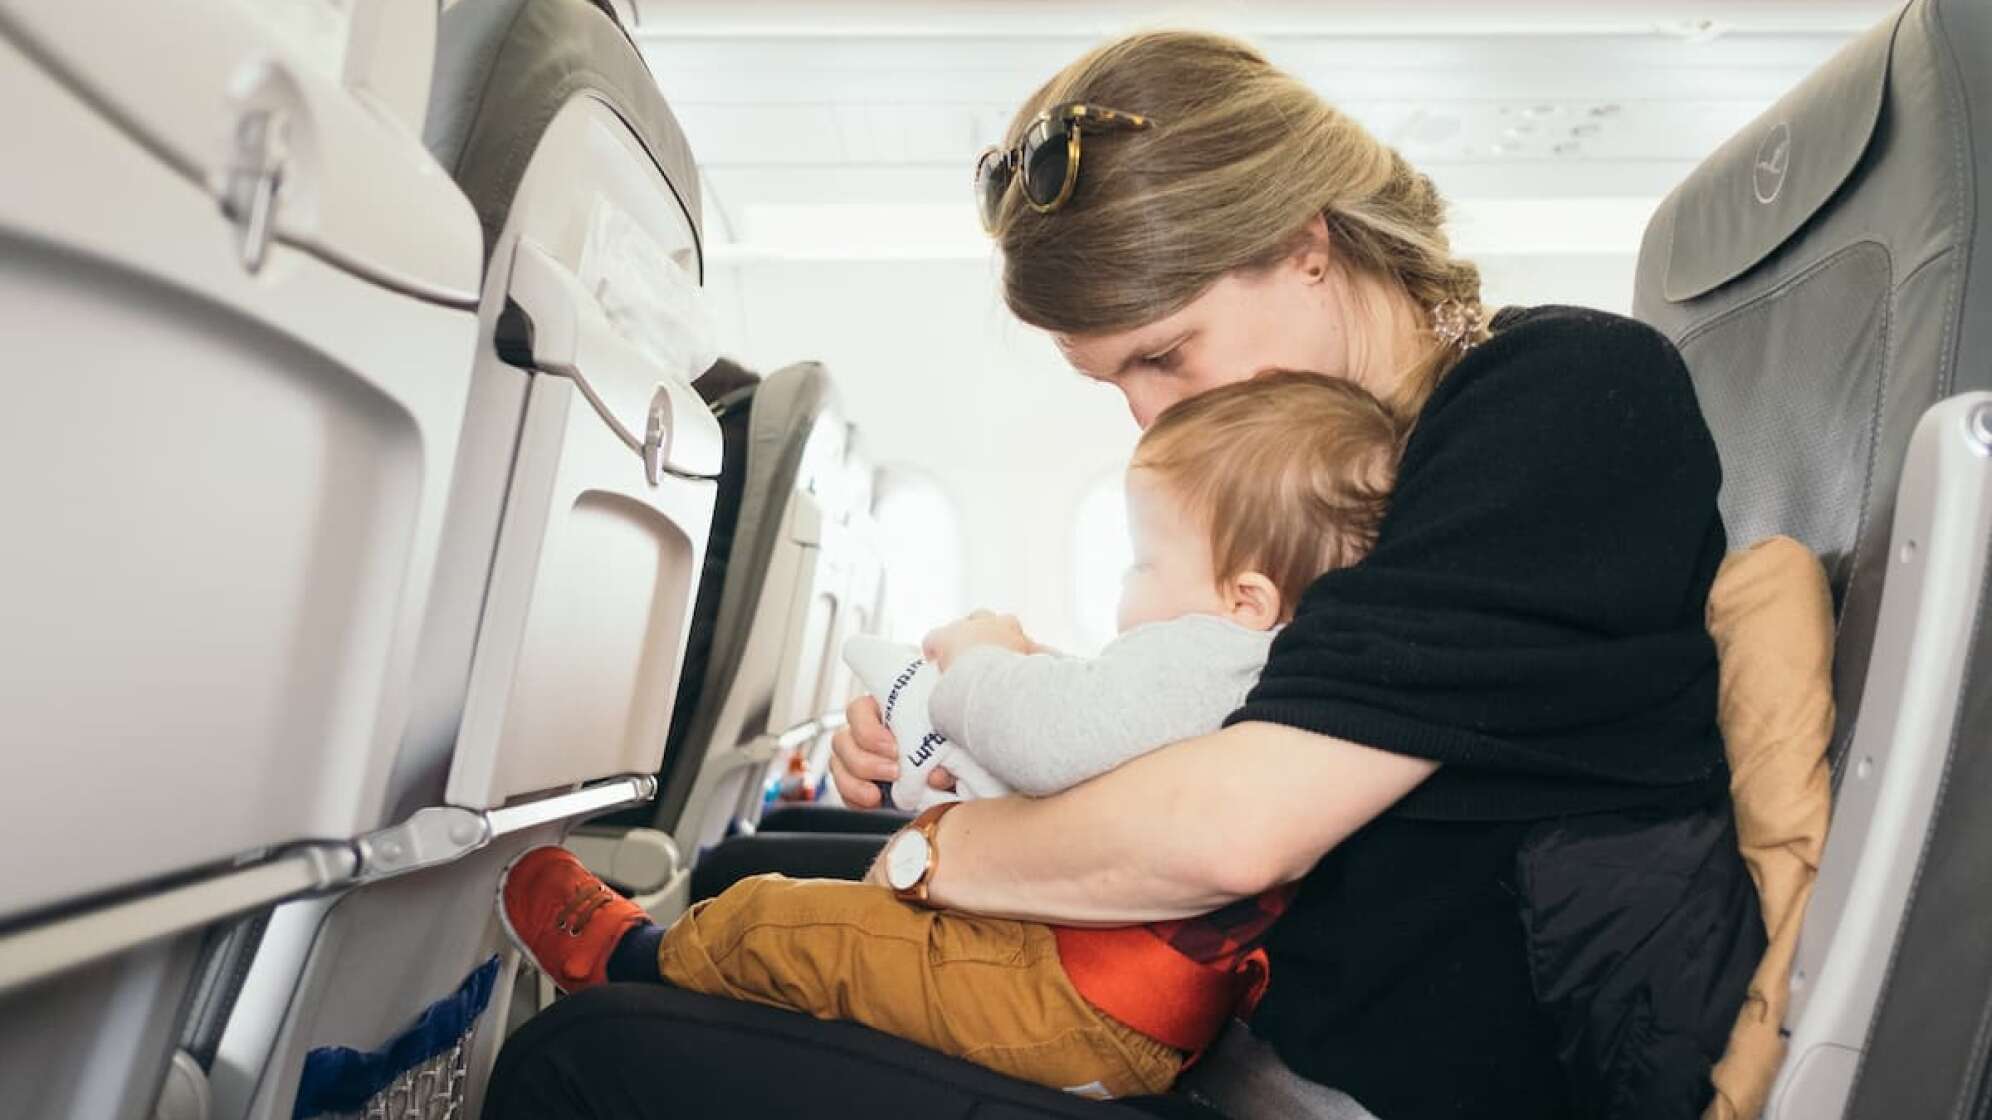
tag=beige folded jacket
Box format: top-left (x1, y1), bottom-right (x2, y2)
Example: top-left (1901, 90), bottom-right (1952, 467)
top-left (1701, 537), bottom-right (1836, 1120)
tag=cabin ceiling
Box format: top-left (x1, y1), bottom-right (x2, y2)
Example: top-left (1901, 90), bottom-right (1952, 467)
top-left (631, 0), bottom-right (1895, 261)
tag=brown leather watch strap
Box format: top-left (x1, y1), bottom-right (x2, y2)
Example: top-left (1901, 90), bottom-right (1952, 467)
top-left (892, 801), bottom-right (962, 906)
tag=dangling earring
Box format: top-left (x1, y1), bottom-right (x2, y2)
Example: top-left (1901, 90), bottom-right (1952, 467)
top-left (1430, 298), bottom-right (1486, 352)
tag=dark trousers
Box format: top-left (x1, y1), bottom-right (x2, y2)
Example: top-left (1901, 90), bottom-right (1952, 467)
top-left (485, 807), bottom-right (1227, 1119)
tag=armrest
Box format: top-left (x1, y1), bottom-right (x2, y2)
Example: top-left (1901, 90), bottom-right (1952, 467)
top-left (567, 827), bottom-right (682, 896)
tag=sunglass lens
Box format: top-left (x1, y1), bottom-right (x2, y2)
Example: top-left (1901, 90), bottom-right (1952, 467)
top-left (974, 149), bottom-right (1010, 229)
top-left (1021, 120), bottom-right (1072, 208)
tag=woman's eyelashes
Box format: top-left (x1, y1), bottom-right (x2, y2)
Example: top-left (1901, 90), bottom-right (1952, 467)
top-left (1140, 330), bottom-right (1195, 373)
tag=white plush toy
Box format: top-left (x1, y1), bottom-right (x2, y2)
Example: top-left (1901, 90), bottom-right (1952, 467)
top-left (841, 635), bottom-right (1012, 811)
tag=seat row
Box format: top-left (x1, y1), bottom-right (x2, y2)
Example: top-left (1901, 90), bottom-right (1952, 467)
top-left (0, 2), bottom-right (883, 1116)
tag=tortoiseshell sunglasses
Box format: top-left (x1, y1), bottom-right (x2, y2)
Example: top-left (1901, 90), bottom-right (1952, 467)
top-left (973, 103), bottom-right (1156, 231)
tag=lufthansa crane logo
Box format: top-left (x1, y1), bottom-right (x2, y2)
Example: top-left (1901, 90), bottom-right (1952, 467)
top-left (1753, 122), bottom-right (1791, 204)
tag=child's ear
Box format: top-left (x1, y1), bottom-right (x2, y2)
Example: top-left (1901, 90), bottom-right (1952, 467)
top-left (1226, 572), bottom-right (1284, 631)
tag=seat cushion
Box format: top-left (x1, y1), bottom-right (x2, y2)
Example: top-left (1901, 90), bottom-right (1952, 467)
top-left (1703, 538), bottom-right (1836, 1120)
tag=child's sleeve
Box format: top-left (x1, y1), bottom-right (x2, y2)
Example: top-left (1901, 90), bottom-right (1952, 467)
top-left (928, 618), bottom-right (1268, 797)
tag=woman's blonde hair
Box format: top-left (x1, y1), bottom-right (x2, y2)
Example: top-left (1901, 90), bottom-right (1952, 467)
top-left (992, 30), bottom-right (1489, 415)
top-left (1132, 371), bottom-right (1404, 618)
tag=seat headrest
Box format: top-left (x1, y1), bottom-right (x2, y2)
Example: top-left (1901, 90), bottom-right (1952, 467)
top-left (425, 0), bottom-right (702, 270)
top-left (1659, 9), bottom-right (1903, 302)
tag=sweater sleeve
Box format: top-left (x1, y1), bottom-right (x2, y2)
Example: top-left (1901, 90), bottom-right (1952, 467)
top-left (930, 616), bottom-right (1271, 797)
top-left (1230, 307), bottom-right (1730, 820)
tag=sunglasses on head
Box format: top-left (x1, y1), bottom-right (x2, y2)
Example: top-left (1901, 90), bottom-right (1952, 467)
top-left (974, 102), bottom-right (1156, 232)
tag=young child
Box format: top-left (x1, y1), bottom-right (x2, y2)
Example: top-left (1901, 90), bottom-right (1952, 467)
top-left (498, 372), bottom-right (1404, 1099)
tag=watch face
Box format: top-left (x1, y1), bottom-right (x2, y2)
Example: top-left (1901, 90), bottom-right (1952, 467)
top-left (885, 830), bottom-right (931, 891)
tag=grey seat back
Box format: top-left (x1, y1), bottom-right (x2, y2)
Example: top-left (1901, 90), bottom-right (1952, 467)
top-left (1632, 1), bottom-right (1992, 1116)
top-left (209, 1), bottom-right (723, 1116)
top-left (425, 0), bottom-right (700, 268)
top-left (572, 361), bottom-right (892, 916)
top-left (651, 361), bottom-right (837, 827)
top-left (647, 364), bottom-right (867, 847)
top-left (0, 4), bottom-right (483, 1117)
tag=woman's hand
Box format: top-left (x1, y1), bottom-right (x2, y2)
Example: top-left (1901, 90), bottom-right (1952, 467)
top-left (922, 610), bottom-right (1037, 671)
top-left (830, 609), bottom-right (1037, 807)
top-left (828, 694), bottom-right (957, 808)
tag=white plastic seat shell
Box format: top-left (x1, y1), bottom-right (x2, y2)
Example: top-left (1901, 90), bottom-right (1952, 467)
top-left (0, 1), bottom-right (482, 922)
top-left (439, 96), bottom-right (723, 812)
top-left (209, 3), bottom-right (725, 1114)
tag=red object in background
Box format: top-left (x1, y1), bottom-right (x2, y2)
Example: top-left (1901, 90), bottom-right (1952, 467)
top-left (775, 751), bottom-right (817, 803)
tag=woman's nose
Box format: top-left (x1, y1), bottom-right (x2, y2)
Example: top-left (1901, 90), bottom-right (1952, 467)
top-left (1123, 384), bottom-right (1173, 429)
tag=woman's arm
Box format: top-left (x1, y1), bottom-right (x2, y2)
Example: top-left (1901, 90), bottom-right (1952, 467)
top-left (872, 721), bottom-right (1436, 924)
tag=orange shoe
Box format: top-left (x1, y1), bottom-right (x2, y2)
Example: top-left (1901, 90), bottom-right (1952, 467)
top-left (498, 846), bottom-right (648, 992)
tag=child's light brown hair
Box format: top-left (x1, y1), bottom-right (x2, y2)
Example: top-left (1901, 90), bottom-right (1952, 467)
top-left (1131, 371), bottom-right (1403, 619)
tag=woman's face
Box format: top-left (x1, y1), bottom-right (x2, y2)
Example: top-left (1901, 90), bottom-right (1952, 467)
top-left (1052, 225), bottom-right (1381, 429)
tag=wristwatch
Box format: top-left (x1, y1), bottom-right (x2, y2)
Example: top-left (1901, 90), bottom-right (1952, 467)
top-left (882, 802), bottom-right (961, 906)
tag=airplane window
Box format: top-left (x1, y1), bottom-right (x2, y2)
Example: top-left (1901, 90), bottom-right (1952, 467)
top-left (872, 468), bottom-right (968, 645)
top-left (1070, 468), bottom-right (1135, 654)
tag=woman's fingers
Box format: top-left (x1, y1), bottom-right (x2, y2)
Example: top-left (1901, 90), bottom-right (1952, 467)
top-left (850, 693), bottom-right (899, 756)
top-left (929, 765), bottom-right (959, 792)
top-left (828, 743), bottom-right (882, 808)
top-left (828, 695), bottom-right (899, 807)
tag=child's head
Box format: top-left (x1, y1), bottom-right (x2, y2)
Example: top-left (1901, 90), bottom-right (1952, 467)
top-left (1119, 371), bottom-right (1402, 633)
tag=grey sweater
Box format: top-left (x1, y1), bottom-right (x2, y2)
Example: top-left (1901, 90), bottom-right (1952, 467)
top-left (927, 614), bottom-right (1276, 797)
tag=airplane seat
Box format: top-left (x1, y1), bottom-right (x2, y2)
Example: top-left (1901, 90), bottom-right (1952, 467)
top-left (200, 0), bottom-right (725, 1116)
top-left (660, 356), bottom-right (768, 786)
top-left (569, 356), bottom-right (757, 890)
top-left (583, 356), bottom-right (761, 816)
top-left (1631, 1), bottom-right (1992, 1116)
top-left (673, 368), bottom-right (885, 855)
top-left (0, 2), bottom-right (484, 1117)
top-left (570, 360), bottom-right (886, 921)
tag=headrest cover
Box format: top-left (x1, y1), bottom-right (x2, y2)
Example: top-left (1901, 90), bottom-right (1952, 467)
top-left (426, 0), bottom-right (702, 270)
top-left (1661, 10), bottom-right (1902, 302)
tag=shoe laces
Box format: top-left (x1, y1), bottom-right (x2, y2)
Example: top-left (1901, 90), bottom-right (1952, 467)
top-left (552, 882), bottom-right (618, 937)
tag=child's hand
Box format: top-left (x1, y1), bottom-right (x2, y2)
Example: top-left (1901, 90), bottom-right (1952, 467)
top-left (922, 610), bottom-right (1037, 671)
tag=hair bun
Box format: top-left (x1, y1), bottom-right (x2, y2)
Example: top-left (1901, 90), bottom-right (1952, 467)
top-left (1429, 298), bottom-right (1488, 352)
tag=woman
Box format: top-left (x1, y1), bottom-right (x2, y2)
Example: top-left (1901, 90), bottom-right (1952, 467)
top-left (487, 30), bottom-right (1761, 1120)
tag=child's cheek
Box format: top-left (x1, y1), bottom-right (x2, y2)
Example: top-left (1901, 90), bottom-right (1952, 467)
top-left (1116, 575), bottom-right (1159, 634)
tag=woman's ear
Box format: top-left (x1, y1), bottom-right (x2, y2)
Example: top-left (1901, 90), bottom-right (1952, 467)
top-left (1292, 213), bottom-right (1334, 285)
top-left (1225, 572), bottom-right (1284, 631)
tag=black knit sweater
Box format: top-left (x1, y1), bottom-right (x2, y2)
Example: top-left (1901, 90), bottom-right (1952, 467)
top-left (1231, 303), bottom-right (1730, 818)
top-left (1231, 305), bottom-right (1736, 1119)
